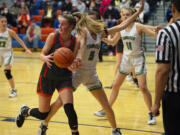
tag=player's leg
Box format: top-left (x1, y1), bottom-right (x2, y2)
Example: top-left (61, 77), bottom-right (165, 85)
top-left (91, 89), bottom-right (123, 135)
top-left (95, 55), bottom-right (130, 117)
top-left (16, 94), bottom-right (52, 128)
top-left (136, 73), bottom-right (156, 125)
top-left (59, 88), bottom-right (79, 135)
top-left (3, 51), bottom-right (16, 97)
top-left (134, 56), bottom-right (155, 125)
top-left (37, 96), bottom-right (63, 135)
top-left (16, 76), bottom-right (53, 128)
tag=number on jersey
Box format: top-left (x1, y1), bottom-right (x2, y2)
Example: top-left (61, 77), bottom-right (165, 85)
top-left (0, 41), bottom-right (6, 47)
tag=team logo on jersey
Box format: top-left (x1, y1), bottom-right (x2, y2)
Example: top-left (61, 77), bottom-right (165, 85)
top-left (156, 45), bottom-right (164, 51)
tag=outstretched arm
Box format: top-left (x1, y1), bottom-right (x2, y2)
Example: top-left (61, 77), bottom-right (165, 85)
top-left (107, 0), bottom-right (144, 35)
top-left (101, 32), bottom-right (121, 46)
top-left (9, 29), bottom-right (32, 55)
top-left (137, 23), bottom-right (163, 38)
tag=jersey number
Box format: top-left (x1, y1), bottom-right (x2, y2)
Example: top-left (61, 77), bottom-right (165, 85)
top-left (126, 42), bottom-right (132, 50)
top-left (0, 41), bottom-right (6, 47)
top-left (88, 51), bottom-right (95, 61)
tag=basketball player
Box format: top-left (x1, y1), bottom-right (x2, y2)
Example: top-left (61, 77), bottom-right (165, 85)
top-left (36, 1), bottom-right (144, 134)
top-left (0, 15), bottom-right (32, 98)
top-left (15, 14), bottom-right (80, 135)
top-left (94, 7), bottom-right (160, 125)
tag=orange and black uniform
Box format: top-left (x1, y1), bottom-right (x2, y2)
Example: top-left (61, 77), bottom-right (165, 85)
top-left (37, 31), bottom-right (77, 97)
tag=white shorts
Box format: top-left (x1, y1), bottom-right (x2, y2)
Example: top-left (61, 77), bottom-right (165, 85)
top-left (119, 55), bottom-right (146, 76)
top-left (72, 68), bottom-right (102, 91)
top-left (0, 50), bottom-right (13, 67)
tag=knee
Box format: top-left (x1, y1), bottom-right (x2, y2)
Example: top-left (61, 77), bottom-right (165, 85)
top-left (55, 98), bottom-right (63, 108)
top-left (30, 108), bottom-right (49, 120)
top-left (64, 103), bottom-right (78, 130)
top-left (139, 84), bottom-right (148, 93)
top-left (4, 69), bottom-right (13, 80)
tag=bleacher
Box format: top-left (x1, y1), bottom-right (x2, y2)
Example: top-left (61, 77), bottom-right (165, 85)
top-left (10, 2), bottom-right (61, 48)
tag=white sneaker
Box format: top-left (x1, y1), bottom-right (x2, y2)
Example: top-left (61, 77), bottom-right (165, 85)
top-left (9, 89), bottom-right (17, 98)
top-left (126, 74), bottom-right (132, 81)
top-left (112, 128), bottom-right (123, 135)
top-left (94, 110), bottom-right (106, 117)
top-left (148, 112), bottom-right (156, 125)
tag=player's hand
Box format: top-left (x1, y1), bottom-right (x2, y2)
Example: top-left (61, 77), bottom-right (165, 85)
top-left (25, 49), bottom-right (33, 55)
top-left (44, 53), bottom-right (54, 68)
top-left (68, 58), bottom-right (82, 71)
top-left (155, 26), bottom-right (163, 33)
top-left (151, 103), bottom-right (160, 116)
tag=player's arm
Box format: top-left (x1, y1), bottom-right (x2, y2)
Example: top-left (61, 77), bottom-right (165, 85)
top-left (107, 0), bottom-right (144, 35)
top-left (76, 33), bottom-right (86, 60)
top-left (8, 29), bottom-right (32, 55)
top-left (101, 32), bottom-right (121, 46)
top-left (67, 34), bottom-right (86, 71)
top-left (40, 33), bottom-right (54, 68)
top-left (137, 23), bottom-right (158, 38)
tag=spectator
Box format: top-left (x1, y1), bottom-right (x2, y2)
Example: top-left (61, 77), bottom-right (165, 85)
top-left (99, 0), bottom-right (112, 16)
top-left (17, 1), bottom-right (30, 33)
top-left (89, 0), bottom-right (98, 10)
top-left (70, 4), bottom-right (79, 14)
top-left (104, 4), bottom-right (120, 28)
top-left (0, 7), bottom-right (17, 27)
top-left (41, 2), bottom-right (56, 27)
top-left (77, 0), bottom-right (86, 13)
top-left (0, 3), bottom-right (7, 14)
top-left (166, 4), bottom-right (172, 22)
top-left (10, 2), bottom-right (20, 18)
top-left (61, 0), bottom-right (72, 13)
top-left (23, 20), bottom-right (41, 52)
top-left (118, 0), bottom-right (131, 10)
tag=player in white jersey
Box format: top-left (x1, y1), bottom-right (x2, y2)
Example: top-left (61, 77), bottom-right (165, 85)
top-left (0, 16), bottom-right (32, 98)
top-left (94, 7), bottom-right (161, 125)
top-left (36, 1), bottom-right (145, 134)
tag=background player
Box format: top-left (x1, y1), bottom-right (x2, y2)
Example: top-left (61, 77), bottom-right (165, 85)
top-left (0, 15), bottom-right (32, 98)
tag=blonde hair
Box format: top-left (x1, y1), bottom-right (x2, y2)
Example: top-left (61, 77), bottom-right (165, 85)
top-left (121, 7), bottom-right (141, 23)
top-left (73, 12), bottom-right (106, 35)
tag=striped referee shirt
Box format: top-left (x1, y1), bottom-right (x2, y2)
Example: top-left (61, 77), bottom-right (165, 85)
top-left (156, 19), bottom-right (180, 93)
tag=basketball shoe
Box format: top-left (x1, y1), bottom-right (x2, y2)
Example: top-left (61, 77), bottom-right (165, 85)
top-left (148, 112), bottom-right (156, 125)
top-left (16, 104), bottom-right (29, 127)
top-left (9, 89), bottom-right (17, 98)
top-left (37, 122), bottom-right (48, 135)
top-left (112, 128), bottom-right (123, 135)
top-left (94, 110), bottom-right (106, 117)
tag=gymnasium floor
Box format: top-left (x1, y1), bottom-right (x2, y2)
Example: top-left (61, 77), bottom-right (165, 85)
top-left (0, 51), bottom-right (164, 135)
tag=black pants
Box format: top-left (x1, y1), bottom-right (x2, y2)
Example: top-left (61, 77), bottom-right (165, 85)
top-left (162, 91), bottom-right (180, 135)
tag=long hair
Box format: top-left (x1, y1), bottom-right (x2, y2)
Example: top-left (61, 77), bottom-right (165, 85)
top-left (72, 12), bottom-right (106, 35)
top-left (121, 7), bottom-right (141, 23)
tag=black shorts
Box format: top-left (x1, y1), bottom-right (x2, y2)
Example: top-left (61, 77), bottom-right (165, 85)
top-left (116, 39), bottom-right (123, 54)
top-left (37, 75), bottom-right (73, 97)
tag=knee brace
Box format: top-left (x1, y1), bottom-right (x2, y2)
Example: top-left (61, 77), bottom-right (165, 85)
top-left (30, 108), bottom-right (49, 120)
top-left (64, 103), bottom-right (78, 130)
top-left (4, 69), bottom-right (13, 80)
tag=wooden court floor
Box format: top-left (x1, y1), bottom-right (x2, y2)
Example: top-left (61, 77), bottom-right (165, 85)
top-left (0, 51), bottom-right (164, 135)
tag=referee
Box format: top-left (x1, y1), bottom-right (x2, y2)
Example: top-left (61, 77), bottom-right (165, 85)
top-left (152, 0), bottom-right (180, 135)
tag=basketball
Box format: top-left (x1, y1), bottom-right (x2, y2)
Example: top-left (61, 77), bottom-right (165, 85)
top-left (54, 47), bottom-right (74, 68)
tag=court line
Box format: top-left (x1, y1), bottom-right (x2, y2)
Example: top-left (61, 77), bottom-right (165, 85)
top-left (0, 116), bottom-right (162, 134)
